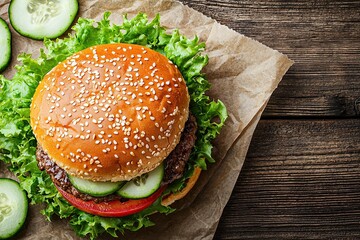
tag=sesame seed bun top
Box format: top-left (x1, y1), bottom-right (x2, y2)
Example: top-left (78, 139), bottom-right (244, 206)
top-left (30, 43), bottom-right (190, 182)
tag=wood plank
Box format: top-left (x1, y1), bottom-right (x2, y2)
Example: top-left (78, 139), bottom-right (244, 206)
top-left (214, 119), bottom-right (360, 239)
top-left (180, 0), bottom-right (360, 117)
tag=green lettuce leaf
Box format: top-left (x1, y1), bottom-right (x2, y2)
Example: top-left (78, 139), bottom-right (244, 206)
top-left (0, 12), bottom-right (227, 239)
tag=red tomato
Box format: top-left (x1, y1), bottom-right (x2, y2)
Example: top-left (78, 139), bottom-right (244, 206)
top-left (56, 186), bottom-right (165, 217)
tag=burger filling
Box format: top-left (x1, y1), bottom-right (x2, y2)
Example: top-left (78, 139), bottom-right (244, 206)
top-left (36, 114), bottom-right (197, 202)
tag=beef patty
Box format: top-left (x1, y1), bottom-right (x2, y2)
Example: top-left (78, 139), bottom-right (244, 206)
top-left (36, 114), bottom-right (197, 202)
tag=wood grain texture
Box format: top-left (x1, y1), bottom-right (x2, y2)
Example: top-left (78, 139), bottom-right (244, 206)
top-left (177, 0), bottom-right (360, 239)
top-left (181, 0), bottom-right (360, 117)
top-left (214, 119), bottom-right (360, 239)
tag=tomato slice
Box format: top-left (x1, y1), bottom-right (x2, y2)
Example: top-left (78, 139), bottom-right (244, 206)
top-left (56, 185), bottom-right (165, 217)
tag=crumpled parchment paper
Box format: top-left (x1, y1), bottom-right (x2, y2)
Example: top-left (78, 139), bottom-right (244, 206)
top-left (0, 0), bottom-right (293, 239)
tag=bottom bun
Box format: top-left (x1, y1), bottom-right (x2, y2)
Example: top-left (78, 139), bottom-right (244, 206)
top-left (162, 167), bottom-right (202, 206)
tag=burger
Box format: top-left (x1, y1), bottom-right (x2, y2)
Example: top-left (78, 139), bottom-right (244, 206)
top-left (30, 43), bottom-right (201, 216)
top-left (0, 13), bottom-right (226, 238)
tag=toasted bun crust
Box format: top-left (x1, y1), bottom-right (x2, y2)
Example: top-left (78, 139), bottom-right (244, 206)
top-left (30, 43), bottom-right (190, 182)
top-left (162, 167), bottom-right (201, 206)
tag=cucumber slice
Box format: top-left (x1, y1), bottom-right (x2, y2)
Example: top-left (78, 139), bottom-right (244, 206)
top-left (0, 18), bottom-right (11, 73)
top-left (117, 164), bottom-right (164, 199)
top-left (0, 178), bottom-right (28, 239)
top-left (9, 0), bottom-right (79, 40)
top-left (68, 175), bottom-right (124, 197)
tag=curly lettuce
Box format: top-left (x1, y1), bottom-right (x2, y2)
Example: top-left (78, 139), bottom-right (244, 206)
top-left (0, 13), bottom-right (227, 239)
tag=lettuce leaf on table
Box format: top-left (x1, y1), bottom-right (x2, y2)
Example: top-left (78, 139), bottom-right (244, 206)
top-left (0, 13), bottom-right (227, 239)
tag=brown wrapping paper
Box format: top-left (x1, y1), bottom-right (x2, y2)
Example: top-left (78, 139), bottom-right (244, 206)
top-left (0, 0), bottom-right (294, 239)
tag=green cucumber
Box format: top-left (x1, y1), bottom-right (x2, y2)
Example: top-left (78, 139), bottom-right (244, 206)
top-left (117, 164), bottom-right (164, 199)
top-left (0, 18), bottom-right (11, 73)
top-left (9, 0), bottom-right (79, 40)
top-left (0, 178), bottom-right (28, 239)
top-left (68, 175), bottom-right (124, 197)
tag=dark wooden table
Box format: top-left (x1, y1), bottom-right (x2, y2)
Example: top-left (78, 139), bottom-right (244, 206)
top-left (180, 1), bottom-right (360, 239)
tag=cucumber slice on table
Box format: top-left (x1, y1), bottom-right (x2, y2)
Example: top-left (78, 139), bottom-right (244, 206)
top-left (117, 164), bottom-right (164, 199)
top-left (9, 0), bottom-right (79, 40)
top-left (68, 175), bottom-right (125, 197)
top-left (0, 178), bottom-right (28, 239)
top-left (0, 18), bottom-right (11, 73)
